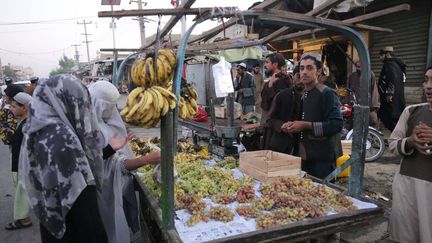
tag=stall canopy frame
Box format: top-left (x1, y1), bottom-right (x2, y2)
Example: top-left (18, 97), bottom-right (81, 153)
top-left (98, 1), bottom-right (379, 231)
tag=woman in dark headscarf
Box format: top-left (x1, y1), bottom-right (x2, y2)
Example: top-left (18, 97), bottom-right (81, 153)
top-left (19, 74), bottom-right (119, 242)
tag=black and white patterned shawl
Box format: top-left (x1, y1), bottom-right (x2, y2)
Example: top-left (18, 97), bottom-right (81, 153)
top-left (19, 74), bottom-right (104, 239)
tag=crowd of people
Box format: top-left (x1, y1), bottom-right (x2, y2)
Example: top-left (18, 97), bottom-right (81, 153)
top-left (234, 47), bottom-right (430, 242)
top-left (0, 44), bottom-right (430, 242)
top-left (0, 75), bottom-right (160, 243)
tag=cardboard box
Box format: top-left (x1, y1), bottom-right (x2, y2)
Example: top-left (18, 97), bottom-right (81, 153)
top-left (214, 105), bottom-right (227, 119)
top-left (214, 103), bottom-right (243, 119)
top-left (341, 140), bottom-right (352, 155)
top-left (239, 150), bottom-right (301, 182)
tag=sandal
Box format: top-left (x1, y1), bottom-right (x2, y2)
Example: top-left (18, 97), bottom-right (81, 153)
top-left (5, 220), bottom-right (33, 230)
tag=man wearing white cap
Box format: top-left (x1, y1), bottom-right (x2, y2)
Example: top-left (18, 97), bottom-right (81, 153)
top-left (5, 92), bottom-right (33, 230)
top-left (234, 62), bottom-right (256, 114)
top-left (378, 46), bottom-right (407, 132)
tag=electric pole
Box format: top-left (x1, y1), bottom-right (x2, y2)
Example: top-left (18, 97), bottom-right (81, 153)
top-left (71, 44), bottom-right (81, 65)
top-left (77, 20), bottom-right (92, 64)
top-left (130, 0), bottom-right (147, 47)
top-left (0, 57), bottom-right (3, 79)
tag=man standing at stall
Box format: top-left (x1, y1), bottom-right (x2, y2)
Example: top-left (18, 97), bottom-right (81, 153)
top-left (285, 53), bottom-right (343, 179)
top-left (388, 66), bottom-right (432, 243)
top-left (252, 63), bottom-right (264, 114)
top-left (234, 63), bottom-right (256, 114)
top-left (267, 65), bottom-right (304, 155)
top-left (378, 46), bottom-right (406, 132)
top-left (261, 53), bottom-right (291, 149)
top-left (348, 61), bottom-right (380, 128)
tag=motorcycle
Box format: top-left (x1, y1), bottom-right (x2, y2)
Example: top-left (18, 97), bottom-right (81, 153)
top-left (339, 88), bottom-right (385, 162)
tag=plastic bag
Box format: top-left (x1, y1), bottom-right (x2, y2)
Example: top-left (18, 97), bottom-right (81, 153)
top-left (212, 57), bottom-right (234, 98)
top-left (192, 106), bottom-right (208, 122)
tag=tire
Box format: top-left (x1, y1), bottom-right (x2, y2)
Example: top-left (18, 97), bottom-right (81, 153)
top-left (345, 128), bottom-right (385, 162)
top-left (364, 129), bottom-right (385, 162)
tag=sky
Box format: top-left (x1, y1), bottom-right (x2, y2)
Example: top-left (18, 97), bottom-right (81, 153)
top-left (0, 0), bottom-right (257, 78)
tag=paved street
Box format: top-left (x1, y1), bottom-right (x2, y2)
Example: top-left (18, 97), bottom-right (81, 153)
top-left (0, 143), bottom-right (41, 243)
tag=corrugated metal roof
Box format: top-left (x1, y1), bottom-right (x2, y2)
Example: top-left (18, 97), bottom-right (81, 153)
top-left (369, 0), bottom-right (430, 86)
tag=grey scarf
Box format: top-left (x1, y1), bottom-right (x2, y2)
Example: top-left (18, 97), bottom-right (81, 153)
top-left (19, 74), bottom-right (104, 239)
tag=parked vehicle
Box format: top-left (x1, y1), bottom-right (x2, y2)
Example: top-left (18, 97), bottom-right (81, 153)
top-left (340, 88), bottom-right (385, 162)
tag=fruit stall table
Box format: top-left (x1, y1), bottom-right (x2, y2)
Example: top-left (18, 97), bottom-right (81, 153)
top-left (134, 169), bottom-right (383, 243)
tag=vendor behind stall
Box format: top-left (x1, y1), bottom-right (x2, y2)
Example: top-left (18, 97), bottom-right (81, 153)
top-left (234, 62), bottom-right (256, 114)
top-left (261, 53), bottom-right (291, 149)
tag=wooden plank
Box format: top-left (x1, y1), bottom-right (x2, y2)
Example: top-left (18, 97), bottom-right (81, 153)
top-left (188, 0), bottom-right (283, 44)
top-left (343, 3), bottom-right (410, 24)
top-left (255, 0), bottom-right (346, 43)
top-left (210, 208), bottom-right (383, 242)
top-left (98, 7), bottom-right (214, 18)
top-left (143, 0), bottom-right (196, 49)
top-left (273, 3), bottom-right (410, 41)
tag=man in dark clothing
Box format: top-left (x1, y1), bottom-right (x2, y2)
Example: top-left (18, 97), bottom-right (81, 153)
top-left (253, 63), bottom-right (265, 113)
top-left (378, 46), bottom-right (406, 132)
top-left (235, 62), bottom-right (256, 114)
top-left (285, 53), bottom-right (343, 179)
top-left (261, 53), bottom-right (291, 149)
top-left (348, 61), bottom-right (380, 128)
top-left (266, 65), bottom-right (304, 155)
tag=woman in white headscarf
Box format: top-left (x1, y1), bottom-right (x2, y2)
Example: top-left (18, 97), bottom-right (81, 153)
top-left (89, 80), bottom-right (160, 243)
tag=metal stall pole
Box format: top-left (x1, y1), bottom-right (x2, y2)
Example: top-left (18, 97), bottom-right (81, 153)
top-left (112, 50), bottom-right (118, 86)
top-left (167, 7), bottom-right (239, 229)
top-left (163, 20), bottom-right (201, 230)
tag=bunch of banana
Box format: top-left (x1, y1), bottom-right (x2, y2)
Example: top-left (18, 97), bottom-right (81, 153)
top-left (120, 86), bottom-right (177, 128)
top-left (178, 96), bottom-right (198, 120)
top-left (130, 48), bottom-right (177, 88)
top-left (178, 83), bottom-right (199, 120)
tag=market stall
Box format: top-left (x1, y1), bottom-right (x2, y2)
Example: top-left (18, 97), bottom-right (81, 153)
top-left (98, 0), bottom-right (387, 241)
top-left (130, 138), bottom-right (382, 243)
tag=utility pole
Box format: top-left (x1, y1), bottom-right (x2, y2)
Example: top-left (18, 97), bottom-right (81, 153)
top-left (130, 0), bottom-right (147, 47)
top-left (71, 44), bottom-right (81, 65)
top-left (0, 57), bottom-right (3, 79)
top-left (77, 20), bottom-right (92, 64)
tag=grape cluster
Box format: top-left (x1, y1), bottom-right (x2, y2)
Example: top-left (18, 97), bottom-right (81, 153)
top-left (236, 205), bottom-right (261, 218)
top-left (177, 195), bottom-right (206, 214)
top-left (236, 185), bottom-right (255, 203)
top-left (187, 212), bottom-right (209, 226)
top-left (216, 156), bottom-right (239, 169)
top-left (210, 206), bottom-right (234, 222)
top-left (211, 193), bottom-right (236, 204)
top-left (252, 197), bottom-right (275, 211)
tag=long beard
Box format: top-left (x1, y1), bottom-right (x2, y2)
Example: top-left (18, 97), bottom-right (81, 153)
top-left (264, 69), bottom-right (273, 78)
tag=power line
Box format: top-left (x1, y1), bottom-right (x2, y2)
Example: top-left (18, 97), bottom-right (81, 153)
top-left (0, 16), bottom-right (97, 26)
top-left (0, 46), bottom-right (73, 55)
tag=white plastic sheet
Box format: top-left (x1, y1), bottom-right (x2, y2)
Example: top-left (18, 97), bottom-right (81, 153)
top-left (212, 57), bottom-right (234, 98)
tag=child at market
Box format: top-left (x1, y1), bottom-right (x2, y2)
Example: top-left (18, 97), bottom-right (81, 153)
top-left (5, 92), bottom-right (32, 230)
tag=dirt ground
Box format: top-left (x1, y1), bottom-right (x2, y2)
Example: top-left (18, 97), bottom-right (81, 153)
top-left (333, 127), bottom-right (401, 243)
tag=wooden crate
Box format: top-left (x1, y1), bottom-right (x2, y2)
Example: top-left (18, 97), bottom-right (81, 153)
top-left (341, 140), bottom-right (352, 155)
top-left (239, 150), bottom-right (301, 182)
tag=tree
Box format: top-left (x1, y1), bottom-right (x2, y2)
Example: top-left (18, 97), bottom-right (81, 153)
top-left (50, 55), bottom-right (76, 77)
top-left (3, 65), bottom-right (18, 80)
